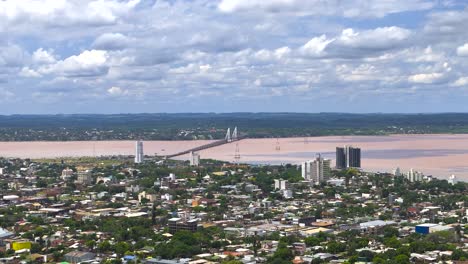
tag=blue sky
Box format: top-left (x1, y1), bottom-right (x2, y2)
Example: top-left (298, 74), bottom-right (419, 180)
top-left (1, 0), bottom-right (468, 114)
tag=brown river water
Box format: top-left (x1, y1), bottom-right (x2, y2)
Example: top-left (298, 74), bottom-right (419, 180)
top-left (1, 134), bottom-right (468, 181)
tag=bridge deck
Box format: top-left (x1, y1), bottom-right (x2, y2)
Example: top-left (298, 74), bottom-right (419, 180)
top-left (166, 137), bottom-right (243, 158)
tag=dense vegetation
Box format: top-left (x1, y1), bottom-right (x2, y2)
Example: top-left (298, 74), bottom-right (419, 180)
top-left (3, 113), bottom-right (468, 140)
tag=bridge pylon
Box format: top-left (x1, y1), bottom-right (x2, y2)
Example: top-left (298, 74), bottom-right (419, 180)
top-left (232, 127), bottom-right (238, 141)
top-left (225, 128), bottom-right (232, 142)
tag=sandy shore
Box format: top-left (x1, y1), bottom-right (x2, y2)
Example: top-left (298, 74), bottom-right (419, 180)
top-left (1, 134), bottom-right (468, 181)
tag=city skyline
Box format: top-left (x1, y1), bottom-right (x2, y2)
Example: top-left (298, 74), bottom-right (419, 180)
top-left (1, 1), bottom-right (468, 114)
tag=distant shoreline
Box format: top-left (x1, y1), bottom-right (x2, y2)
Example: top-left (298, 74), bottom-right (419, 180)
top-left (0, 132), bottom-right (467, 143)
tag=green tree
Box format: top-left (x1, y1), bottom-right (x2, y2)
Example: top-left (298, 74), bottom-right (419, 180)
top-left (394, 254), bottom-right (410, 264)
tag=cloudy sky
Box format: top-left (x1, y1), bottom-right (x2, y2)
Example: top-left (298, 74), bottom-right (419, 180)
top-left (1, 0), bottom-right (468, 114)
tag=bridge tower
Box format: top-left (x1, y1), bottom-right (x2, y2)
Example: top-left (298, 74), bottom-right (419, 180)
top-left (234, 142), bottom-right (240, 163)
top-left (225, 128), bottom-right (232, 142)
top-left (232, 127), bottom-right (238, 141)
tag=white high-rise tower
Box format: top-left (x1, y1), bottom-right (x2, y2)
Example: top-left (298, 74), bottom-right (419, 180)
top-left (135, 140), bottom-right (144, 163)
top-left (301, 155), bottom-right (331, 184)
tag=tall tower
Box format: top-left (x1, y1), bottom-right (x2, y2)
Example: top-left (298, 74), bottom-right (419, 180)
top-left (232, 127), bottom-right (238, 141)
top-left (225, 128), bottom-right (232, 142)
top-left (336, 147), bottom-right (346, 169)
top-left (336, 145), bottom-right (361, 169)
top-left (135, 140), bottom-right (144, 164)
top-left (190, 151), bottom-right (200, 166)
top-left (346, 145), bottom-right (361, 168)
top-left (302, 155), bottom-right (331, 184)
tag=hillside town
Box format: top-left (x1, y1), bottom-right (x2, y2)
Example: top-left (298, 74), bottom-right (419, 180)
top-left (0, 145), bottom-right (467, 264)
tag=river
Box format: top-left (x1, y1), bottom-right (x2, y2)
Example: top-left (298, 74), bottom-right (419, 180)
top-left (1, 134), bottom-right (468, 181)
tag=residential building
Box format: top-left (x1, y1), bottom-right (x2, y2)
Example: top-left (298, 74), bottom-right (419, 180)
top-left (189, 151), bottom-right (200, 166)
top-left (64, 251), bottom-right (96, 263)
top-left (406, 168), bottom-right (423, 182)
top-left (392, 167), bottom-right (402, 177)
top-left (448, 174), bottom-right (457, 185)
top-left (135, 140), bottom-right (144, 164)
top-left (415, 224), bottom-right (453, 235)
top-left (336, 145), bottom-right (361, 169)
top-left (274, 179), bottom-right (289, 190)
top-left (61, 168), bottom-right (74, 181)
top-left (76, 170), bottom-right (92, 185)
top-left (302, 155), bottom-right (331, 184)
top-left (168, 218), bottom-right (199, 234)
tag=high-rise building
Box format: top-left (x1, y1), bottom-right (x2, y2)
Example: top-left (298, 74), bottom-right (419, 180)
top-left (302, 155), bottom-right (331, 184)
top-left (76, 170), bottom-right (92, 185)
top-left (448, 174), bottom-right (457, 185)
top-left (406, 168), bottom-right (423, 182)
top-left (61, 168), bottom-right (74, 181)
top-left (336, 145), bottom-right (361, 169)
top-left (135, 140), bottom-right (144, 163)
top-left (392, 167), bottom-right (402, 177)
top-left (189, 151), bottom-right (200, 166)
top-left (274, 179), bottom-right (289, 190)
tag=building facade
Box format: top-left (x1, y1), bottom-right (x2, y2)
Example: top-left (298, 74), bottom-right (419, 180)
top-left (406, 168), bottom-right (423, 182)
top-left (336, 145), bottom-right (361, 169)
top-left (76, 170), bottom-right (92, 185)
top-left (168, 218), bottom-right (199, 234)
top-left (135, 140), bottom-right (144, 163)
top-left (302, 155), bottom-right (331, 184)
top-left (274, 179), bottom-right (289, 190)
top-left (189, 151), bottom-right (200, 166)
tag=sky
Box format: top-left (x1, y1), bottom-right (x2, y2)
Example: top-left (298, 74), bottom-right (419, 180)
top-left (1, 0), bottom-right (468, 114)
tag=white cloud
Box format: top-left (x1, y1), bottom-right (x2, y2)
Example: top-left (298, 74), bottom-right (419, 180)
top-left (93, 33), bottom-right (131, 50)
top-left (408, 73), bottom-right (444, 84)
top-left (3, 0), bottom-right (468, 113)
top-left (39, 50), bottom-right (109, 77)
top-left (0, 0), bottom-right (141, 30)
top-left (32, 48), bottom-right (56, 64)
top-left (19, 67), bottom-right (41, 78)
top-left (0, 44), bottom-right (26, 67)
top-left (253, 46), bottom-right (292, 61)
top-left (452, 77), bottom-right (468, 87)
top-left (457, 43), bottom-right (468, 56)
top-left (107, 86), bottom-right (128, 95)
top-left (218, 0), bottom-right (435, 18)
top-left (406, 46), bottom-right (444, 62)
top-left (336, 27), bottom-right (411, 49)
top-left (300, 35), bottom-right (335, 57)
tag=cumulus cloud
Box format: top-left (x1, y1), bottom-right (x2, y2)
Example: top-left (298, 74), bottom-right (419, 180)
top-left (0, 44), bottom-right (26, 67)
top-left (0, 0), bottom-right (141, 29)
top-left (19, 67), bottom-right (41, 78)
top-left (300, 35), bottom-right (335, 57)
top-left (93, 33), bottom-right (131, 50)
top-left (107, 86), bottom-right (128, 96)
top-left (218, 0), bottom-right (436, 18)
top-left (457, 43), bottom-right (468, 56)
top-left (408, 73), bottom-right (445, 84)
top-left (452, 77), bottom-right (468, 87)
top-left (298, 27), bottom-right (411, 58)
top-left (3, 0), bottom-right (468, 113)
top-left (337, 27), bottom-right (411, 49)
top-left (32, 48), bottom-right (56, 64)
top-left (39, 50), bottom-right (109, 77)
top-left (425, 9), bottom-right (468, 37)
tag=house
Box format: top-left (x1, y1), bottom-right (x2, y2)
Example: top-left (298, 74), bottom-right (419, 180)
top-left (0, 228), bottom-right (14, 246)
top-left (64, 251), bottom-right (96, 263)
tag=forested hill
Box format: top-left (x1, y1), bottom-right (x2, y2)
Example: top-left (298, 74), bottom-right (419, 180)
top-left (1, 113), bottom-right (468, 141)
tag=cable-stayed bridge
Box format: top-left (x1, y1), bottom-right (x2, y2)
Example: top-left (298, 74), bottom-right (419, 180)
top-left (165, 127), bottom-right (243, 158)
